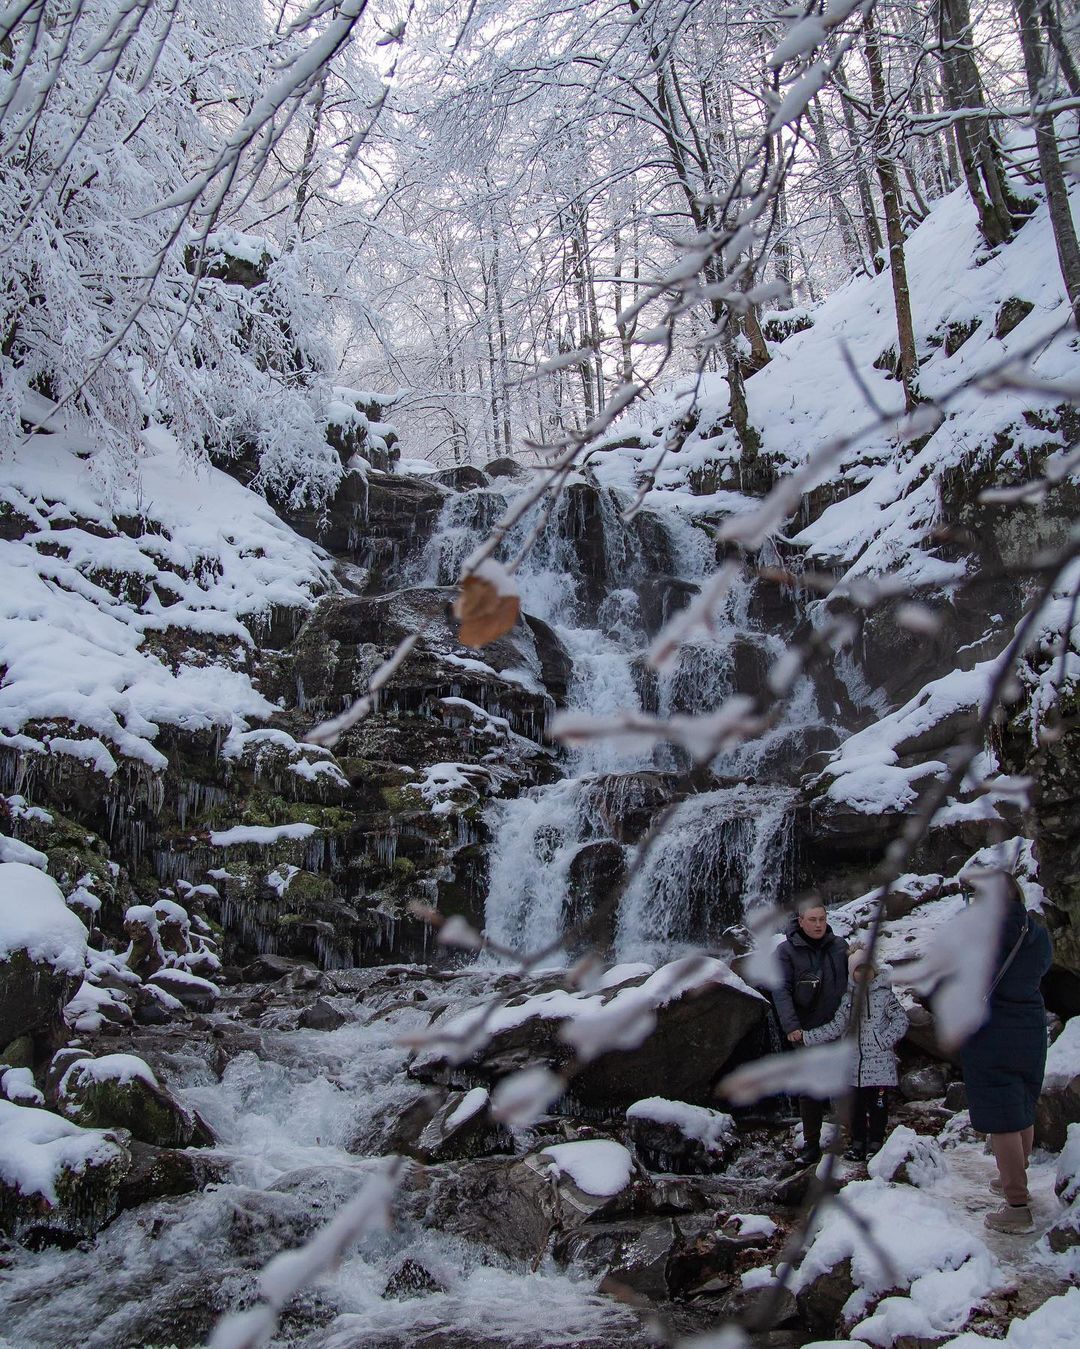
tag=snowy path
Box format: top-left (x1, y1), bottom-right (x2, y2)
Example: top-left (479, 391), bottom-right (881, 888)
top-left (936, 1142), bottom-right (1070, 1321)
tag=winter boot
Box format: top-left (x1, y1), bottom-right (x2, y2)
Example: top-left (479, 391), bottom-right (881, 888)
top-left (989, 1177), bottom-right (1004, 1196)
top-left (844, 1142), bottom-right (867, 1162)
top-left (797, 1141), bottom-right (822, 1167)
top-left (984, 1204), bottom-right (1034, 1235)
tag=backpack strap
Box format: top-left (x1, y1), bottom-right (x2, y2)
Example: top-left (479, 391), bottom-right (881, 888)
top-left (984, 912), bottom-right (1030, 1003)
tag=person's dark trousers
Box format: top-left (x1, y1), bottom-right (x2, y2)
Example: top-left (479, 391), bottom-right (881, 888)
top-left (800, 1095), bottom-right (827, 1151)
top-left (850, 1086), bottom-right (890, 1150)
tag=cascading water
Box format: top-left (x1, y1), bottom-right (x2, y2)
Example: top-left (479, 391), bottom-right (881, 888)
top-left (414, 474), bottom-right (827, 962)
top-left (615, 784), bottom-right (798, 964)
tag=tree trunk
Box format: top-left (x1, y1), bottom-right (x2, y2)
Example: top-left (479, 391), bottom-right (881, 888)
top-left (809, 95), bottom-right (864, 267)
top-left (1042, 0), bottom-right (1080, 99)
top-left (864, 10), bottom-right (919, 410)
top-left (937, 0), bottom-right (1022, 246)
top-left (1015, 0), bottom-right (1080, 320)
top-left (836, 59), bottom-right (886, 270)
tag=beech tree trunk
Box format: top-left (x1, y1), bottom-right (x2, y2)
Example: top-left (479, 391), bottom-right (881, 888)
top-left (863, 10), bottom-right (919, 411)
top-left (1015, 0), bottom-right (1080, 321)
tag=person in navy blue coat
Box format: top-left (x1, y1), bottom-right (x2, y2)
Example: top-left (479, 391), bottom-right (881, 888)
top-left (960, 879), bottom-right (1052, 1234)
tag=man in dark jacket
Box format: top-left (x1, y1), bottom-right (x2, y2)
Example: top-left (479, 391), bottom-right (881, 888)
top-left (774, 898), bottom-right (848, 1165)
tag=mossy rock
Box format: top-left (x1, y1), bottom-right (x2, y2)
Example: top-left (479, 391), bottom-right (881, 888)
top-left (59, 1065), bottom-right (197, 1148)
top-left (0, 949), bottom-right (81, 1049)
top-left (0, 1115), bottom-right (130, 1247)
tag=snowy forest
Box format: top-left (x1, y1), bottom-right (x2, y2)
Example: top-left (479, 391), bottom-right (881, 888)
top-left (1, 0), bottom-right (1080, 1345)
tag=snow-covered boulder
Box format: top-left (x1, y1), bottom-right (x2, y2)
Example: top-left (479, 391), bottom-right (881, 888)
top-left (867, 1126), bottom-right (947, 1188)
top-left (410, 1087), bottom-right (511, 1164)
top-left (536, 1139), bottom-right (635, 1198)
top-left (0, 862), bottom-right (88, 1049)
top-left (56, 1053), bottom-right (204, 1149)
top-left (1, 1066), bottom-right (44, 1106)
top-left (0, 1099), bottom-right (130, 1244)
top-left (626, 1096), bottom-right (738, 1174)
top-left (146, 967), bottom-right (219, 1011)
top-left (412, 956), bottom-right (767, 1111)
top-left (793, 1179), bottom-right (996, 1340)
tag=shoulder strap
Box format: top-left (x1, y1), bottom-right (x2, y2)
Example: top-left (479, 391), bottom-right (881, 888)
top-left (984, 913), bottom-right (1030, 1003)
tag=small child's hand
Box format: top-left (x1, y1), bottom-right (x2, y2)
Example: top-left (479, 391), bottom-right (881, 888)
top-left (787, 1029), bottom-right (804, 1043)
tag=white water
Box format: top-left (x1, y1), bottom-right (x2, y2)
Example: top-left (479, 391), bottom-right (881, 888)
top-left (0, 1010), bottom-right (637, 1347)
top-left (615, 784), bottom-right (799, 964)
top-left (415, 475), bottom-right (825, 963)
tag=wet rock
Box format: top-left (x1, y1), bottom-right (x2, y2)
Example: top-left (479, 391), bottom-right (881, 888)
top-left (523, 614), bottom-right (573, 706)
top-left (384, 1258), bottom-right (449, 1299)
top-left (483, 457), bottom-right (528, 480)
top-left (635, 577), bottom-right (699, 638)
top-left (794, 1255), bottom-right (855, 1335)
top-left (666, 1225), bottom-right (777, 1300)
top-left (116, 1140), bottom-right (228, 1210)
top-left (57, 1054), bottom-right (203, 1148)
top-left (944, 1081), bottom-right (968, 1111)
top-left (432, 465), bottom-right (489, 492)
top-left (899, 1065), bottom-right (947, 1101)
top-left (246, 955), bottom-right (322, 987)
top-left (1046, 1199), bottom-right (1080, 1254)
top-left (298, 997), bottom-right (348, 1031)
top-left (410, 1088), bottom-right (512, 1163)
top-left (0, 1100), bottom-right (130, 1246)
top-left (557, 1219), bottom-right (678, 1300)
top-left (579, 772), bottom-right (682, 844)
top-left (625, 1098), bottom-right (738, 1175)
top-left (565, 842), bottom-right (626, 953)
top-left (404, 1156), bottom-right (553, 1263)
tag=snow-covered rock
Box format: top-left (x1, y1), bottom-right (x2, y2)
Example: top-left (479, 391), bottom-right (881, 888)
top-left (0, 1099), bottom-right (130, 1243)
top-left (410, 1087), bottom-right (512, 1164)
top-left (412, 955), bottom-right (767, 1109)
top-left (0, 862), bottom-right (89, 1047)
top-left (867, 1125), bottom-right (947, 1188)
top-left (536, 1139), bottom-right (636, 1198)
top-left (793, 1179), bottom-right (998, 1339)
top-left (626, 1096), bottom-right (738, 1173)
top-left (56, 1053), bottom-right (205, 1149)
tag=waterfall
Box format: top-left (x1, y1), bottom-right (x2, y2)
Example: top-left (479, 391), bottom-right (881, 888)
top-left (615, 784), bottom-right (798, 964)
top-left (482, 780), bottom-right (592, 956)
top-left (413, 470), bottom-right (832, 965)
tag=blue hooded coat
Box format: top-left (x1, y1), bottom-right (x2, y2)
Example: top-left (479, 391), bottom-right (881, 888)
top-left (960, 903), bottom-right (1052, 1134)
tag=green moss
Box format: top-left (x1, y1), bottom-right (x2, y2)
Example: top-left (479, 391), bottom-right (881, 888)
top-left (62, 1076), bottom-right (194, 1148)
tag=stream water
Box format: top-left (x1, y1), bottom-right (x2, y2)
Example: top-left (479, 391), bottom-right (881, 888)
top-left (0, 470), bottom-right (829, 1347)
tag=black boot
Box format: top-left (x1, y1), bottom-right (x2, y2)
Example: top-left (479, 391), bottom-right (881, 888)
top-left (844, 1141), bottom-right (867, 1162)
top-left (797, 1141), bottom-right (822, 1166)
